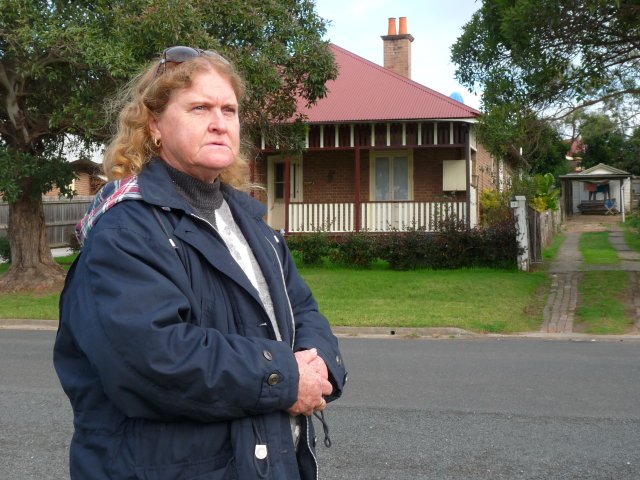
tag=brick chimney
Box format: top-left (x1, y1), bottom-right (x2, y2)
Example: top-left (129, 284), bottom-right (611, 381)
top-left (381, 17), bottom-right (414, 79)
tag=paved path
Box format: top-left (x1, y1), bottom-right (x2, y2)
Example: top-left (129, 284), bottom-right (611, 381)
top-left (542, 215), bottom-right (640, 334)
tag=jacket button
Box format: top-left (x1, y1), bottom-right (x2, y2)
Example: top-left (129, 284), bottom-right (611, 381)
top-left (267, 373), bottom-right (281, 386)
top-left (263, 350), bottom-right (273, 361)
top-left (336, 355), bottom-right (342, 365)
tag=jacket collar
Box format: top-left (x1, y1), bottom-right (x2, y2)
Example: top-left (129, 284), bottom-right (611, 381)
top-left (138, 158), bottom-right (267, 220)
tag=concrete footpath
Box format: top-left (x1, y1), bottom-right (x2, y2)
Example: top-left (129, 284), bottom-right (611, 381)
top-left (542, 215), bottom-right (640, 334)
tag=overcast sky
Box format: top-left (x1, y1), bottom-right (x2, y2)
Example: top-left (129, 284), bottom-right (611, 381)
top-left (313, 0), bottom-right (482, 110)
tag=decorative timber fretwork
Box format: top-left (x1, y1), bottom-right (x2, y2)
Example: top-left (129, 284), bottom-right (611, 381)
top-left (259, 121), bottom-right (471, 151)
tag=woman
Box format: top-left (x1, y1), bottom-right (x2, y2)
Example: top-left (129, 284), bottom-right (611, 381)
top-left (54, 46), bottom-right (346, 479)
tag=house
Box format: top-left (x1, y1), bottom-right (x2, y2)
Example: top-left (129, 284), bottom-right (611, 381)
top-left (44, 157), bottom-right (106, 198)
top-left (564, 137), bottom-right (586, 173)
top-left (559, 163), bottom-right (632, 220)
top-left (253, 17), bottom-right (505, 234)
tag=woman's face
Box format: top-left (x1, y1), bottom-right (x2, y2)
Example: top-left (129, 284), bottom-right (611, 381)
top-left (149, 68), bottom-right (240, 183)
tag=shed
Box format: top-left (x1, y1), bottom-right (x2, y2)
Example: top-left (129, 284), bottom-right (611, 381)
top-left (559, 163), bottom-right (632, 221)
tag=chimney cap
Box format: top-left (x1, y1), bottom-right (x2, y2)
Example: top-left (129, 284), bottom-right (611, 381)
top-left (399, 17), bottom-right (408, 35)
top-left (387, 17), bottom-right (397, 36)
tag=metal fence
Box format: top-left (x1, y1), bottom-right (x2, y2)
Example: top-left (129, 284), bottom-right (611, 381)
top-left (0, 196), bottom-right (93, 247)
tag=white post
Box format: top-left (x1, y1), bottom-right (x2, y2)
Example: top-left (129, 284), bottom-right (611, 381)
top-left (512, 195), bottom-right (530, 271)
top-left (620, 179), bottom-right (626, 223)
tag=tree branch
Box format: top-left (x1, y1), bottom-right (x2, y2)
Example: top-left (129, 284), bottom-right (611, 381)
top-left (547, 89), bottom-right (640, 121)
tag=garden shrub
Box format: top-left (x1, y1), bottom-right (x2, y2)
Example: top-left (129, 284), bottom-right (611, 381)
top-left (0, 235), bottom-right (10, 263)
top-left (625, 208), bottom-right (640, 232)
top-left (474, 218), bottom-right (521, 269)
top-left (285, 231), bottom-right (333, 266)
top-left (376, 226), bottom-right (435, 270)
top-left (286, 216), bottom-right (521, 270)
top-left (479, 189), bottom-right (511, 226)
top-left (376, 217), bottom-right (519, 270)
top-left (330, 232), bottom-right (378, 268)
top-left (432, 217), bottom-right (477, 269)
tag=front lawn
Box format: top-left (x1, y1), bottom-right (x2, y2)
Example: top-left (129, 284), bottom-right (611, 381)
top-left (300, 267), bottom-right (548, 333)
top-left (0, 259), bottom-right (549, 333)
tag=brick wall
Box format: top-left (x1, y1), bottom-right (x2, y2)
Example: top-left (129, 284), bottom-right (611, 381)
top-left (302, 151), bottom-right (369, 203)
top-left (475, 143), bottom-right (497, 192)
top-left (414, 148), bottom-right (466, 201)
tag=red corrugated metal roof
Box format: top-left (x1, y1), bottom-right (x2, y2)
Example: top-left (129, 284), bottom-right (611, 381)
top-left (297, 44), bottom-right (480, 123)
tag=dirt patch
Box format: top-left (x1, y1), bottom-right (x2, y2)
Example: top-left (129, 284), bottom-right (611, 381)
top-left (564, 214), bottom-right (623, 233)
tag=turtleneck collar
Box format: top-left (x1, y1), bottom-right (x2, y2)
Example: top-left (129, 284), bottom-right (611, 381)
top-left (162, 161), bottom-right (224, 219)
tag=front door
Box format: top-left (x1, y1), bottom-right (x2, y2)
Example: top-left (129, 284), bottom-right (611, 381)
top-left (267, 155), bottom-right (302, 231)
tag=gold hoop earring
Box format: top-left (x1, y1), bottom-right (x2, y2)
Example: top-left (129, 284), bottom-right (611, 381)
top-left (153, 137), bottom-right (161, 148)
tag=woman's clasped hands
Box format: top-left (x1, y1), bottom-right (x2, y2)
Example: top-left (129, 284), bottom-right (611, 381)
top-left (287, 348), bottom-right (333, 417)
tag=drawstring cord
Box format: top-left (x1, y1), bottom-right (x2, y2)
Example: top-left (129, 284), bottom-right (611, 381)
top-left (313, 410), bottom-right (332, 448)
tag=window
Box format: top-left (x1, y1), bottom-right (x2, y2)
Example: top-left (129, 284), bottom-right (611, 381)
top-left (274, 163), bottom-right (285, 200)
top-left (372, 152), bottom-right (411, 201)
top-left (270, 157), bottom-right (302, 202)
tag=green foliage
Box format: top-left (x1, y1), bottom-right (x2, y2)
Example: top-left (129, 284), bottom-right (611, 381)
top-left (452, 0), bottom-right (640, 121)
top-left (530, 173), bottom-right (560, 212)
top-left (452, 1), bottom-right (639, 177)
top-left (0, 236), bottom-right (10, 263)
top-left (577, 113), bottom-right (640, 175)
top-left (625, 208), bottom-right (640, 232)
top-left (0, 147), bottom-right (76, 201)
top-left (285, 231), bottom-right (334, 266)
top-left (0, 0), bottom-right (337, 281)
top-left (479, 189), bottom-right (511, 226)
top-left (330, 232), bottom-right (378, 268)
top-left (376, 219), bottom-right (520, 271)
top-left (375, 227), bottom-right (436, 270)
top-left (286, 220), bottom-right (520, 271)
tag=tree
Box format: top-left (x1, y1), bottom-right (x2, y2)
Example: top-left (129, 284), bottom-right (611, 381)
top-left (475, 107), bottom-right (568, 176)
top-left (577, 112), bottom-right (640, 174)
top-left (451, 0), bottom-right (639, 171)
top-left (452, 0), bottom-right (639, 120)
top-left (0, 0), bottom-right (336, 291)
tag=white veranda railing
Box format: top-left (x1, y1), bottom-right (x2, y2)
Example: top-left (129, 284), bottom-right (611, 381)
top-left (288, 201), bottom-right (467, 233)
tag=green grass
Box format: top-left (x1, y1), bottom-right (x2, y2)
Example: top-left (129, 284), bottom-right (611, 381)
top-left (0, 292), bottom-right (61, 319)
top-left (299, 267), bottom-right (549, 333)
top-left (543, 234), bottom-right (565, 261)
top-left (0, 255), bottom-right (76, 319)
top-left (578, 232), bottom-right (620, 264)
top-left (575, 271), bottom-right (634, 334)
top-left (623, 227), bottom-right (640, 253)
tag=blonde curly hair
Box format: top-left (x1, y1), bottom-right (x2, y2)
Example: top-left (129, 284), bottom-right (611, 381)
top-left (103, 50), bottom-right (250, 188)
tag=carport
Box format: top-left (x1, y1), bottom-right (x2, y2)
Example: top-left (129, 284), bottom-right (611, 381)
top-left (560, 163), bottom-right (632, 222)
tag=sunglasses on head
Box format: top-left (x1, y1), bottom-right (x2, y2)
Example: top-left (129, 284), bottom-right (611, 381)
top-left (156, 46), bottom-right (230, 76)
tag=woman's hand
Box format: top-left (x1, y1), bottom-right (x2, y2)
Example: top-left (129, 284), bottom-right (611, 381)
top-left (287, 349), bottom-right (332, 416)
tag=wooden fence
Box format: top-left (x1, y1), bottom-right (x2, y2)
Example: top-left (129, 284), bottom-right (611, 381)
top-left (0, 196), bottom-right (93, 247)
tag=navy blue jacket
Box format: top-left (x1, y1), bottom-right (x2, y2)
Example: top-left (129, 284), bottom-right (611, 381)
top-left (54, 160), bottom-right (346, 479)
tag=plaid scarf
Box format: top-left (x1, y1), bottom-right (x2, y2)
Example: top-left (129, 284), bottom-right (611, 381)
top-left (75, 175), bottom-right (142, 246)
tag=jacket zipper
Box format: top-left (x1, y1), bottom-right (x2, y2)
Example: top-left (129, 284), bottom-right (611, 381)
top-left (263, 233), bottom-right (319, 478)
top-left (306, 416), bottom-right (320, 480)
top-left (263, 233), bottom-right (296, 349)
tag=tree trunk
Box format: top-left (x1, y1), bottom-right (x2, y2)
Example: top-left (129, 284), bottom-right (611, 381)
top-left (0, 194), bottom-right (66, 293)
